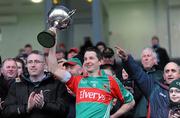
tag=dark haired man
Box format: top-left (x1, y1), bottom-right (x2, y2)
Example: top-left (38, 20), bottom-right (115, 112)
top-left (101, 47), bottom-right (123, 82)
top-left (151, 36), bottom-right (169, 69)
top-left (96, 41), bottom-right (106, 53)
top-left (50, 47), bottom-right (135, 118)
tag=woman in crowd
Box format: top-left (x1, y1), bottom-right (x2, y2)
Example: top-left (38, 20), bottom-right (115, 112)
top-left (14, 58), bottom-right (28, 82)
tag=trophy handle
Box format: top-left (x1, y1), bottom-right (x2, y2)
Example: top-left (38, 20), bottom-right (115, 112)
top-left (61, 9), bottom-right (76, 22)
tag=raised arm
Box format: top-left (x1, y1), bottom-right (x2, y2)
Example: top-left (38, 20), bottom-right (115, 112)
top-left (48, 45), bottom-right (71, 82)
top-left (115, 46), bottom-right (155, 98)
top-left (47, 28), bottom-right (58, 73)
top-left (47, 29), bottom-right (71, 82)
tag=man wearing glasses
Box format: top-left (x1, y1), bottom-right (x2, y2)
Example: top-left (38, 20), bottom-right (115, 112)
top-left (2, 50), bottom-right (69, 118)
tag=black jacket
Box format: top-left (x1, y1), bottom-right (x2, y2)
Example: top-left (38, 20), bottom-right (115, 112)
top-left (0, 75), bottom-right (10, 101)
top-left (153, 46), bottom-right (169, 70)
top-left (0, 75), bottom-right (14, 118)
top-left (2, 72), bottom-right (69, 118)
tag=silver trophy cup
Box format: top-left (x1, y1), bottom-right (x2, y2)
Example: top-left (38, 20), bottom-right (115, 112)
top-left (37, 5), bottom-right (76, 48)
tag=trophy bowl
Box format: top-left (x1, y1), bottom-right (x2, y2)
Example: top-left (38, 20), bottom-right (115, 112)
top-left (37, 5), bottom-right (76, 48)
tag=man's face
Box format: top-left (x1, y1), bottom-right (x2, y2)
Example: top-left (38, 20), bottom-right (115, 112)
top-left (102, 56), bottom-right (115, 65)
top-left (2, 60), bottom-right (18, 79)
top-left (141, 50), bottom-right (156, 70)
top-left (65, 64), bottom-right (82, 76)
top-left (151, 39), bottom-right (159, 46)
top-left (122, 69), bottom-right (129, 80)
top-left (67, 52), bottom-right (78, 59)
top-left (27, 54), bottom-right (45, 77)
top-left (97, 45), bottom-right (105, 52)
top-left (24, 47), bottom-right (32, 55)
top-left (169, 87), bottom-right (180, 103)
top-left (163, 62), bottom-right (180, 84)
top-left (56, 52), bottom-right (65, 60)
top-left (83, 51), bottom-right (100, 73)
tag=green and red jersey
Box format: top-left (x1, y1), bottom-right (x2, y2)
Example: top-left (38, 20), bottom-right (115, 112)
top-left (66, 71), bottom-right (133, 118)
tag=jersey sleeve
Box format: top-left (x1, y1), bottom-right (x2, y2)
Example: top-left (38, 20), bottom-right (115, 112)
top-left (66, 75), bottom-right (83, 94)
top-left (109, 76), bottom-right (134, 104)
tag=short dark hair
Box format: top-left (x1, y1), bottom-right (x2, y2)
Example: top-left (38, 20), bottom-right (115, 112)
top-left (28, 50), bottom-right (45, 61)
top-left (102, 47), bottom-right (115, 58)
top-left (96, 41), bottom-right (106, 48)
top-left (24, 44), bottom-right (32, 48)
top-left (152, 36), bottom-right (159, 41)
top-left (85, 47), bottom-right (102, 60)
top-left (30, 50), bottom-right (44, 55)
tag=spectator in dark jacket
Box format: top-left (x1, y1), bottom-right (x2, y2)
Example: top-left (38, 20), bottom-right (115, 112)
top-left (134, 48), bottom-right (163, 118)
top-left (115, 46), bottom-right (180, 118)
top-left (95, 41), bottom-right (106, 53)
top-left (151, 36), bottom-right (170, 70)
top-left (0, 58), bottom-right (18, 117)
top-left (0, 58), bottom-right (18, 101)
top-left (2, 51), bottom-right (69, 118)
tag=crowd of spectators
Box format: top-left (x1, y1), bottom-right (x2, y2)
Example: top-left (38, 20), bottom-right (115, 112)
top-left (0, 36), bottom-right (179, 118)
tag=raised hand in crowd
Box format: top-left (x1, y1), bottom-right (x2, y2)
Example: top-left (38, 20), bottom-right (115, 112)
top-left (115, 46), bottom-right (128, 61)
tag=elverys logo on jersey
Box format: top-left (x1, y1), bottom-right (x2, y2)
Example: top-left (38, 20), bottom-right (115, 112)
top-left (80, 90), bottom-right (105, 101)
top-left (76, 88), bottom-right (112, 104)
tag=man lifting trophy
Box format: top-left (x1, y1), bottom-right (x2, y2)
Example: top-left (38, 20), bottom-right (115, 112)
top-left (37, 5), bottom-right (76, 48)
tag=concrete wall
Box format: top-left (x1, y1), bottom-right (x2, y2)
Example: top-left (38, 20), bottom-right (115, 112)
top-left (109, 0), bottom-right (162, 59)
top-left (169, 7), bottom-right (180, 57)
top-left (1, 0), bottom-right (180, 60)
top-left (0, 13), bottom-right (44, 60)
top-left (108, 0), bottom-right (180, 59)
